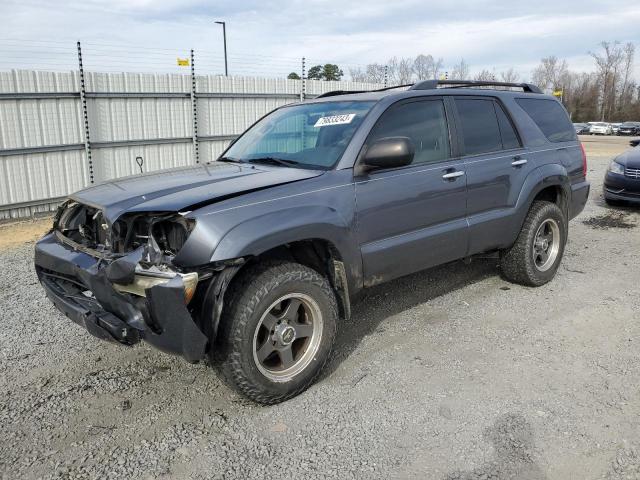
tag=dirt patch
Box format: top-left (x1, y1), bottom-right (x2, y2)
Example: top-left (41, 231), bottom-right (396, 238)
top-left (0, 217), bottom-right (52, 250)
top-left (582, 211), bottom-right (636, 229)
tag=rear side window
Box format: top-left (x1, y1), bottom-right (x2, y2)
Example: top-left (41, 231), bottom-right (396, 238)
top-left (368, 99), bottom-right (450, 165)
top-left (516, 98), bottom-right (576, 142)
top-left (495, 104), bottom-right (521, 149)
top-left (455, 99), bottom-right (503, 155)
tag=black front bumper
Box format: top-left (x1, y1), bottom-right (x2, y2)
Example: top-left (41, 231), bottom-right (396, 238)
top-left (603, 172), bottom-right (640, 204)
top-left (35, 233), bottom-right (208, 362)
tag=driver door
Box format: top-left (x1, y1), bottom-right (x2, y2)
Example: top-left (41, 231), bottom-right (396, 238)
top-left (354, 97), bottom-right (468, 286)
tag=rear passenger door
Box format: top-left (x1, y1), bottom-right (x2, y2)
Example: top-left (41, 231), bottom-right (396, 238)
top-left (452, 96), bottom-right (531, 255)
top-left (355, 97), bottom-right (468, 285)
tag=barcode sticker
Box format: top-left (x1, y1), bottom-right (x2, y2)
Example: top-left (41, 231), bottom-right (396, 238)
top-left (314, 113), bottom-right (356, 127)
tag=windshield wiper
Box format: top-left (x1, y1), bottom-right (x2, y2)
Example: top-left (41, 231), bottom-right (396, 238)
top-left (218, 156), bottom-right (242, 163)
top-left (245, 157), bottom-right (301, 167)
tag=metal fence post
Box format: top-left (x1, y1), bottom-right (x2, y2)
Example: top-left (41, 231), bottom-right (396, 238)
top-left (300, 57), bottom-right (306, 102)
top-left (77, 41), bottom-right (94, 184)
top-left (384, 65), bottom-right (388, 88)
top-left (190, 49), bottom-right (199, 164)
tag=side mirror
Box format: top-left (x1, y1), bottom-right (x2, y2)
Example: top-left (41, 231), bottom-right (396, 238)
top-left (359, 137), bottom-right (414, 173)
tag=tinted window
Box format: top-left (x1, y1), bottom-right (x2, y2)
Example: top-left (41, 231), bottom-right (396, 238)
top-left (455, 99), bottom-right (503, 155)
top-left (495, 103), bottom-right (521, 149)
top-left (368, 99), bottom-right (450, 165)
top-left (516, 98), bottom-right (576, 142)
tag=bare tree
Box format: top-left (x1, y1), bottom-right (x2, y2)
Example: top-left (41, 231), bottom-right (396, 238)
top-left (349, 40), bottom-right (640, 122)
top-left (348, 67), bottom-right (367, 83)
top-left (590, 42), bottom-right (626, 120)
top-left (499, 68), bottom-right (520, 83)
top-left (450, 59), bottom-right (469, 80)
top-left (474, 69), bottom-right (496, 81)
top-left (531, 56), bottom-right (569, 91)
top-left (412, 54), bottom-right (443, 80)
top-left (617, 42), bottom-right (635, 113)
top-left (388, 56), bottom-right (414, 84)
top-left (349, 64), bottom-right (386, 84)
top-left (367, 63), bottom-right (387, 83)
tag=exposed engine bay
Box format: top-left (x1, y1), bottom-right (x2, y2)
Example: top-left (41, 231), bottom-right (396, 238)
top-left (53, 201), bottom-right (194, 265)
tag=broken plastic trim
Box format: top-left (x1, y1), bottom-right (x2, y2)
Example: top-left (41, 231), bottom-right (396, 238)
top-left (54, 229), bottom-right (115, 260)
top-left (113, 269), bottom-right (199, 304)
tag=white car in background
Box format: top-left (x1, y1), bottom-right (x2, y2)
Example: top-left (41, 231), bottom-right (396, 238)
top-left (589, 122), bottom-right (613, 135)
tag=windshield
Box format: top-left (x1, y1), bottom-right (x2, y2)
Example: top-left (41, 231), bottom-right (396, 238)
top-left (222, 100), bottom-right (375, 169)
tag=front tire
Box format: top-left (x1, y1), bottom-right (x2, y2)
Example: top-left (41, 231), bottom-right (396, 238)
top-left (500, 201), bottom-right (567, 287)
top-left (213, 261), bottom-right (337, 404)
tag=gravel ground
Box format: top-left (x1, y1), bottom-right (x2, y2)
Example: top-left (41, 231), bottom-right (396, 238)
top-left (1, 137), bottom-right (639, 480)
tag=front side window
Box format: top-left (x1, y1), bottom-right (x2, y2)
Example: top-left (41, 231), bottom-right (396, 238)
top-left (223, 101), bottom-right (375, 169)
top-left (366, 99), bottom-right (451, 165)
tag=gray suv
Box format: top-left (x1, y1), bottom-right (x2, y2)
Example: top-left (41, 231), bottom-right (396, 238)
top-left (35, 80), bottom-right (590, 404)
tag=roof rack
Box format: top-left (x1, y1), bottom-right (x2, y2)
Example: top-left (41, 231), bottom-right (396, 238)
top-left (313, 80), bottom-right (542, 100)
top-left (409, 79), bottom-right (542, 93)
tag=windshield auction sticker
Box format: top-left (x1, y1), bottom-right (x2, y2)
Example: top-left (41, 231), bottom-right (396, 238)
top-left (314, 113), bottom-right (356, 127)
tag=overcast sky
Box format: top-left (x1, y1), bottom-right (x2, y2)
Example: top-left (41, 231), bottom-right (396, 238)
top-left (2, 0), bottom-right (639, 80)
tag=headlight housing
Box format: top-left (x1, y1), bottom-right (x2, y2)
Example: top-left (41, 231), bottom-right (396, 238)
top-left (112, 213), bottom-right (194, 257)
top-left (113, 270), bottom-right (199, 304)
top-left (608, 161), bottom-right (625, 175)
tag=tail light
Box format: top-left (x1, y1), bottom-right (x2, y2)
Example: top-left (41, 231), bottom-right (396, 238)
top-left (580, 143), bottom-right (587, 178)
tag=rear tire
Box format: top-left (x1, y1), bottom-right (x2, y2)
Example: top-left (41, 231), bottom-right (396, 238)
top-left (500, 201), bottom-right (567, 287)
top-left (213, 260), bottom-right (337, 404)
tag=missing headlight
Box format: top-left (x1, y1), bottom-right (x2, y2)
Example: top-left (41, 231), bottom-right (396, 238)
top-left (151, 217), bottom-right (194, 256)
top-left (111, 213), bottom-right (195, 258)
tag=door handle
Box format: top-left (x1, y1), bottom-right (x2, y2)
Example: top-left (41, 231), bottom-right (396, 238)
top-left (442, 170), bottom-right (465, 180)
top-left (511, 159), bottom-right (528, 167)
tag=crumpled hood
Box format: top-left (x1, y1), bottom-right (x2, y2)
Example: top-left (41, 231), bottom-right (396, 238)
top-left (614, 148), bottom-right (640, 169)
top-left (70, 162), bottom-right (324, 222)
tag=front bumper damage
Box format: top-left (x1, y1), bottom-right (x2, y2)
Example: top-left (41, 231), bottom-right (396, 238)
top-left (35, 232), bottom-right (209, 362)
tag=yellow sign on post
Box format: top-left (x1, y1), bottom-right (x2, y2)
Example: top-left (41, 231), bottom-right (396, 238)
top-left (552, 90), bottom-right (563, 97)
top-left (177, 58), bottom-right (190, 67)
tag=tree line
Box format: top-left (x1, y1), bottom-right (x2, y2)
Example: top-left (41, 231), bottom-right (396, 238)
top-left (287, 41), bottom-right (639, 122)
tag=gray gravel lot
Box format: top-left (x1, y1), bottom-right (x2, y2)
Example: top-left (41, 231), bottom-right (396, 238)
top-left (1, 138), bottom-right (639, 479)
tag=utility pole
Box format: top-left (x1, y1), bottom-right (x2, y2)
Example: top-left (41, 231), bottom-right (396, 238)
top-left (215, 21), bottom-right (228, 76)
top-left (300, 57), bottom-right (306, 102)
top-left (77, 41), bottom-right (94, 184)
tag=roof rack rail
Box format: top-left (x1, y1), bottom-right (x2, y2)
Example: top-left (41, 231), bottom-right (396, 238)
top-left (314, 84), bottom-right (414, 99)
top-left (409, 79), bottom-right (543, 94)
top-left (315, 90), bottom-right (367, 98)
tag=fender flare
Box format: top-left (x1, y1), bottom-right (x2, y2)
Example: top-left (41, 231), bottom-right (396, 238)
top-left (210, 205), bottom-right (363, 292)
top-left (512, 163), bottom-right (571, 235)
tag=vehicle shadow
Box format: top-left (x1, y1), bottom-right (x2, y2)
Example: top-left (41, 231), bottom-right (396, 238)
top-left (443, 413), bottom-right (547, 480)
top-left (323, 256), bottom-right (500, 377)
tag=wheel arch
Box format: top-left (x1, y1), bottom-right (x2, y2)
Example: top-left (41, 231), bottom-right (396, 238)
top-left (514, 164), bottom-right (571, 234)
top-left (208, 207), bottom-right (362, 326)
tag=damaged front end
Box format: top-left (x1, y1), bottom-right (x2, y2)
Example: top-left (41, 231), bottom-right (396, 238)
top-left (35, 201), bottom-right (234, 363)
